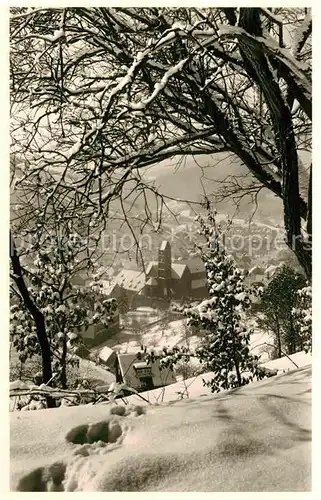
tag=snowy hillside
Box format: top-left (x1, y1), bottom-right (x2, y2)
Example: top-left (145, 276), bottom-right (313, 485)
top-left (102, 318), bottom-right (196, 354)
top-left (96, 315), bottom-right (274, 363)
top-left (11, 363), bottom-right (311, 492)
top-left (113, 351), bottom-right (312, 405)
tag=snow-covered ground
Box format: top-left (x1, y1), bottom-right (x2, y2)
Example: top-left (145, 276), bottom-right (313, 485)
top-left (98, 315), bottom-right (274, 361)
top-left (10, 364), bottom-right (311, 491)
top-left (98, 318), bottom-right (189, 353)
top-left (263, 350), bottom-right (312, 372)
top-left (76, 357), bottom-right (116, 386)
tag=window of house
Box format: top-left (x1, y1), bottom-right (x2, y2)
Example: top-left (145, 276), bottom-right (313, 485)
top-left (134, 363), bottom-right (154, 390)
top-left (139, 376), bottom-right (154, 391)
top-left (134, 365), bottom-right (152, 378)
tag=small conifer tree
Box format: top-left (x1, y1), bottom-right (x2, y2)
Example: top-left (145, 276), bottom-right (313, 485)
top-left (186, 208), bottom-right (260, 392)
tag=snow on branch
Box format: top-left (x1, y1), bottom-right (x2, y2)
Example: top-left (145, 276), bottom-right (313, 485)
top-left (10, 380), bottom-right (151, 409)
top-left (218, 25), bottom-right (244, 37)
top-left (10, 8), bottom-right (62, 20)
top-left (155, 30), bottom-right (177, 50)
top-left (218, 25), bottom-right (311, 98)
top-left (25, 30), bottom-right (66, 43)
top-left (64, 48), bottom-right (152, 161)
top-left (260, 8), bottom-right (283, 26)
top-left (292, 10), bottom-right (312, 57)
top-left (126, 58), bottom-right (189, 111)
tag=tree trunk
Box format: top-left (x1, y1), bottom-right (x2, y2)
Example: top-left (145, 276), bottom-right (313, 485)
top-left (306, 163), bottom-right (312, 277)
top-left (288, 317), bottom-right (297, 355)
top-left (60, 336), bottom-right (67, 389)
top-left (233, 356), bottom-right (242, 387)
top-left (275, 320), bottom-right (282, 359)
top-left (238, 8), bottom-right (312, 281)
top-left (10, 234), bottom-right (56, 408)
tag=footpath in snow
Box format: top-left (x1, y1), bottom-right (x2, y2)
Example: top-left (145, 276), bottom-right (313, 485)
top-left (10, 354), bottom-right (311, 492)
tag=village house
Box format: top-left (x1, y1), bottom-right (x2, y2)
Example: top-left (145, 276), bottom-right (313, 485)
top-left (77, 286), bottom-right (120, 348)
top-left (116, 353), bottom-right (176, 391)
top-left (98, 346), bottom-right (117, 366)
top-left (99, 348), bottom-right (176, 392)
top-left (79, 314), bottom-right (119, 348)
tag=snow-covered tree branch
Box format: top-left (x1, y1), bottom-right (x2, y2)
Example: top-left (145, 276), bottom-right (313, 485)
top-left (10, 7), bottom-right (311, 274)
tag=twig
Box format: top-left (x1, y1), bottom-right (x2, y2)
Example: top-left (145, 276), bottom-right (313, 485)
top-left (251, 342), bottom-right (299, 369)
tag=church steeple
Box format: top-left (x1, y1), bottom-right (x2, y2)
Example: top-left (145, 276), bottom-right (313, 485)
top-left (158, 240), bottom-right (171, 299)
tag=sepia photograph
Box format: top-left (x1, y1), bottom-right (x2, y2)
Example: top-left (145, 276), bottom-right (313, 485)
top-left (9, 5), bottom-right (312, 492)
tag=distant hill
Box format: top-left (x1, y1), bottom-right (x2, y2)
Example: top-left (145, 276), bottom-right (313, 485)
top-left (140, 153), bottom-right (284, 225)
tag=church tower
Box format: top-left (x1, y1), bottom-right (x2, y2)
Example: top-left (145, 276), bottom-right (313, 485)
top-left (158, 240), bottom-right (172, 299)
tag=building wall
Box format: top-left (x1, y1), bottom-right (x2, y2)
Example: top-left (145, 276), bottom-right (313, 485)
top-left (144, 270), bottom-right (208, 300)
top-left (171, 271), bottom-right (191, 298)
top-left (144, 283), bottom-right (162, 299)
top-left (158, 243), bottom-right (171, 280)
top-left (135, 295), bottom-right (170, 310)
top-left (190, 270), bottom-right (206, 281)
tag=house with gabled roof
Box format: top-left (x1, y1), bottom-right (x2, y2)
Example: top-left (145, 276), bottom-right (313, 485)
top-left (115, 353), bottom-right (176, 392)
top-left (95, 348), bottom-right (176, 393)
top-left (114, 269), bottom-right (145, 294)
top-left (110, 241), bottom-right (208, 303)
top-left (97, 281), bottom-right (122, 298)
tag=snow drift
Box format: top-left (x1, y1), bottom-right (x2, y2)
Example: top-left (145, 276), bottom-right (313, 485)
top-left (10, 365), bottom-right (311, 491)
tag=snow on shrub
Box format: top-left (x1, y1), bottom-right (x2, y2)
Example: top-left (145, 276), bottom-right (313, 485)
top-left (10, 222), bottom-right (118, 389)
top-left (292, 285), bottom-right (312, 353)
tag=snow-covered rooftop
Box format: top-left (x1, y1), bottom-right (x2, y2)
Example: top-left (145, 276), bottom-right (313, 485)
top-left (171, 263), bottom-right (187, 279)
top-left (98, 346), bottom-right (116, 364)
top-left (114, 270), bottom-right (145, 292)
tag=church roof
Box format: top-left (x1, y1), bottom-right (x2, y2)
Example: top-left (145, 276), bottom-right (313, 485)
top-left (184, 258), bottom-right (205, 275)
top-left (146, 277), bottom-right (158, 287)
top-left (171, 263), bottom-right (187, 279)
